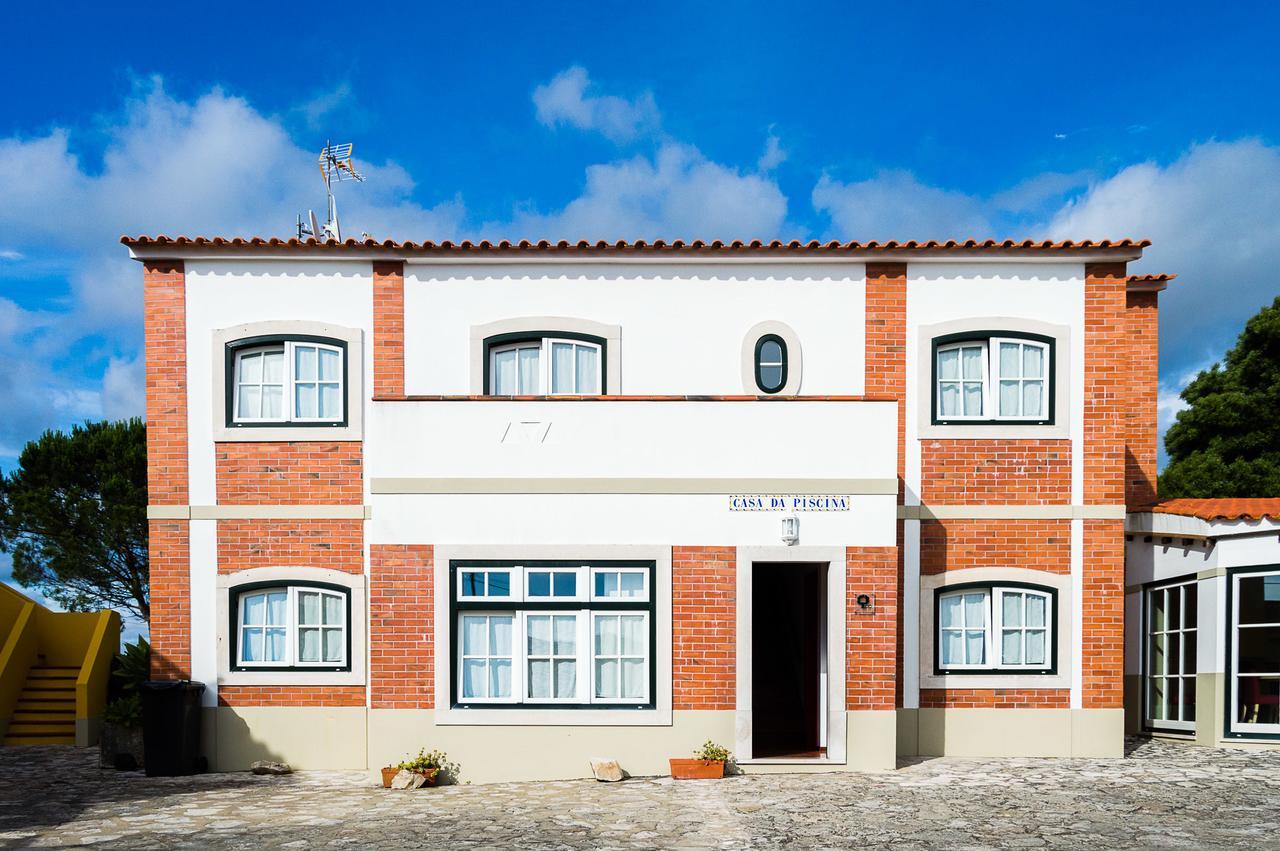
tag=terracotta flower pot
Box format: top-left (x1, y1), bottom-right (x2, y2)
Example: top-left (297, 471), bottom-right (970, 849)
top-left (381, 766), bottom-right (399, 788)
top-left (669, 758), bottom-right (725, 780)
top-left (415, 768), bottom-right (440, 787)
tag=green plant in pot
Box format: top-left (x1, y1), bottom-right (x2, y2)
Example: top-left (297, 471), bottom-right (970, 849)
top-left (670, 740), bottom-right (731, 780)
top-left (383, 748), bottom-right (461, 788)
top-left (99, 637), bottom-right (149, 770)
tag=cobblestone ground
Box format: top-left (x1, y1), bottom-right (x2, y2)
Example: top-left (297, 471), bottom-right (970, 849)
top-left (0, 738), bottom-right (1277, 849)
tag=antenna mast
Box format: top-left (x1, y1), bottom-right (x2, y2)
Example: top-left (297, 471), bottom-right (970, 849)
top-left (297, 141), bottom-right (365, 240)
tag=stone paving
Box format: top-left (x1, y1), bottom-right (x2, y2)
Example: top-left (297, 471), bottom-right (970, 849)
top-left (0, 738), bottom-right (1277, 849)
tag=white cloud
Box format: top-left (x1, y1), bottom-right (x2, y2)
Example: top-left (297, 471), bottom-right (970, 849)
top-left (757, 132), bottom-right (786, 172)
top-left (533, 66), bottom-right (660, 144)
top-left (812, 169), bottom-right (992, 240)
top-left (0, 249), bottom-right (21, 260)
top-left (102, 355), bottom-right (145, 420)
top-left (500, 142), bottom-right (788, 240)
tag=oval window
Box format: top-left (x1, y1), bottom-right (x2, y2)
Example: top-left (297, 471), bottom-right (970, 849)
top-left (754, 335), bottom-right (787, 394)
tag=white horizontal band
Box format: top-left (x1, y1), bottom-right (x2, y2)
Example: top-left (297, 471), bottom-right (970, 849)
top-left (898, 504), bottom-right (1127, 520)
top-left (148, 505), bottom-right (371, 520)
top-left (370, 477), bottom-right (899, 495)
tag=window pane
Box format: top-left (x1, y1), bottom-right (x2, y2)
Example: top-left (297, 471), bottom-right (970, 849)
top-left (1023, 345), bottom-right (1043, 378)
top-left (298, 628), bottom-right (320, 662)
top-left (1022, 381), bottom-right (1043, 418)
top-left (462, 572), bottom-right (484, 596)
top-left (242, 628), bottom-right (263, 662)
top-left (940, 595), bottom-right (962, 628)
top-left (941, 629), bottom-right (963, 665)
top-left (596, 658), bottom-right (618, 698)
top-left (323, 628), bottom-right (343, 662)
top-left (1238, 575), bottom-right (1280, 625)
top-left (295, 345), bottom-right (318, 380)
top-left (490, 659), bottom-right (512, 698)
top-left (237, 385), bottom-right (262, 418)
top-left (621, 615), bottom-right (645, 655)
top-left (554, 659), bottom-right (577, 698)
top-left (760, 340), bottom-right (782, 363)
top-left (1237, 626), bottom-right (1280, 673)
top-left (1184, 583), bottom-right (1198, 629)
top-left (1237, 676), bottom-right (1280, 724)
top-left (595, 616), bottom-right (619, 655)
top-left (239, 351), bottom-right (263, 383)
top-left (490, 616), bottom-right (513, 656)
top-left (1026, 629), bottom-right (1046, 665)
top-left (999, 342), bottom-right (1020, 377)
top-left (267, 592), bottom-right (287, 625)
top-left (263, 350), bottom-right (284, 383)
top-left (528, 659), bottom-right (551, 699)
top-left (296, 383), bottom-right (318, 418)
top-left (1184, 631), bottom-right (1197, 675)
top-left (1152, 633), bottom-right (1167, 676)
top-left (939, 382), bottom-right (959, 417)
top-left (265, 628), bottom-right (287, 662)
top-left (488, 572), bottom-right (510, 597)
top-left (493, 349), bottom-right (516, 394)
top-left (319, 383), bottom-right (341, 418)
top-left (1001, 630), bottom-right (1022, 664)
top-left (298, 591), bottom-right (320, 625)
top-left (965, 630), bottom-right (986, 664)
top-left (262, 384), bottom-right (283, 419)
top-left (575, 346), bottom-right (598, 393)
top-left (1026, 595), bottom-right (1046, 628)
top-left (595, 572), bottom-right (617, 598)
top-left (759, 365), bottom-right (783, 391)
top-left (1169, 593), bottom-right (1181, 631)
top-left (551, 342), bottom-right (573, 393)
top-left (553, 615), bottom-right (577, 654)
top-left (964, 593), bottom-right (987, 627)
top-left (620, 572), bottom-right (645, 598)
top-left (1002, 593), bottom-right (1023, 627)
top-left (462, 659), bottom-right (486, 698)
top-left (999, 380), bottom-right (1020, 416)
top-left (1182, 676), bottom-right (1196, 722)
top-left (621, 658), bottom-right (645, 699)
top-left (528, 571), bottom-right (551, 597)
top-left (963, 382), bottom-right (983, 416)
top-left (318, 347), bottom-right (340, 380)
top-left (1152, 588), bottom-right (1167, 632)
top-left (938, 348), bottom-right (959, 380)
top-left (527, 616), bottom-right (550, 655)
top-left (242, 593), bottom-right (265, 625)
top-left (962, 346), bottom-right (984, 379)
top-left (1150, 675), bottom-right (1166, 720)
top-left (553, 572), bottom-right (576, 597)
top-left (518, 347), bottom-right (540, 393)
top-left (463, 616), bottom-right (487, 655)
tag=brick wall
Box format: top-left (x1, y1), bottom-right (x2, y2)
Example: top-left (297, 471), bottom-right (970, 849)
top-left (373, 261), bottom-right (405, 398)
top-left (865, 263), bottom-right (907, 495)
top-left (217, 519), bottom-right (363, 573)
top-left (919, 688), bottom-right (1069, 708)
top-left (215, 442), bottom-right (362, 505)
top-left (846, 546), bottom-right (898, 710)
top-left (217, 686), bottom-right (366, 707)
top-left (920, 519), bottom-right (1071, 575)
top-left (1125, 289), bottom-right (1160, 507)
top-left (370, 545), bottom-right (434, 709)
top-left (1081, 518), bottom-right (1125, 708)
top-left (920, 440), bottom-right (1071, 504)
top-left (672, 546), bottom-right (736, 710)
top-left (144, 260), bottom-right (190, 679)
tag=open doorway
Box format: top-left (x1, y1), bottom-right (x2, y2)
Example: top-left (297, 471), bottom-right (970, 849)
top-left (751, 561), bottom-right (826, 758)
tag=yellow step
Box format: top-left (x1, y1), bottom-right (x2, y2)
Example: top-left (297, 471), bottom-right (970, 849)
top-left (28, 667), bottom-right (79, 679)
top-left (20, 687), bottom-right (75, 698)
top-left (7, 721), bottom-right (73, 736)
top-left (3, 735), bottom-right (75, 746)
top-left (15, 699), bottom-right (74, 712)
top-left (13, 710), bottom-right (75, 723)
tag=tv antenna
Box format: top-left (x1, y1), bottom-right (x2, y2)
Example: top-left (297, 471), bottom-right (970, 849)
top-left (297, 141), bottom-right (365, 241)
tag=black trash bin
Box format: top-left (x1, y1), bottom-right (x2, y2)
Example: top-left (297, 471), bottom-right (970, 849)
top-left (140, 680), bottom-right (206, 776)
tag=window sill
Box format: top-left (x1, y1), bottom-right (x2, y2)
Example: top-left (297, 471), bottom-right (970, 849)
top-left (433, 706), bottom-right (672, 727)
top-left (917, 421), bottom-right (1068, 440)
top-left (920, 673), bottom-right (1068, 690)
top-left (214, 424), bottom-right (362, 442)
top-left (218, 669), bottom-right (365, 687)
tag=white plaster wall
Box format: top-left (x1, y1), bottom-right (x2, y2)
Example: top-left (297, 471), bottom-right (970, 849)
top-left (402, 263), bottom-right (867, 395)
top-left (1125, 538), bottom-right (1216, 586)
top-left (1215, 530), bottom-right (1280, 567)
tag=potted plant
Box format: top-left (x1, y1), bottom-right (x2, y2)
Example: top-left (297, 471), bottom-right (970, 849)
top-left (99, 637), bottom-right (150, 770)
top-left (670, 740), bottom-right (730, 780)
top-left (383, 748), bottom-right (461, 788)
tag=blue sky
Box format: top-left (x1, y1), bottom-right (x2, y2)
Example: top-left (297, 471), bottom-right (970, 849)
top-left (3, 1), bottom-right (1280, 611)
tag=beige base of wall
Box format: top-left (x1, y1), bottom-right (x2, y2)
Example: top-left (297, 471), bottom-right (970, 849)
top-left (896, 708), bottom-right (1125, 758)
top-left (1124, 674), bottom-right (1143, 735)
top-left (75, 716), bottom-right (101, 748)
top-left (204, 707), bottom-right (368, 771)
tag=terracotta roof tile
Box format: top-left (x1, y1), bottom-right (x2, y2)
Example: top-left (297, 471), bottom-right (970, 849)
top-left (1127, 273), bottom-right (1177, 283)
top-left (120, 235), bottom-right (1151, 255)
top-left (1144, 498), bottom-right (1280, 522)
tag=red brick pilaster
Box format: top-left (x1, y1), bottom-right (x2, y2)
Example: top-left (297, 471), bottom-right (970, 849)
top-left (373, 261), bottom-right (405, 398)
top-left (846, 546), bottom-right (898, 710)
top-left (672, 546), bottom-right (736, 710)
top-left (1125, 289), bottom-right (1160, 507)
top-left (370, 545), bottom-right (434, 709)
top-left (144, 259), bottom-right (189, 679)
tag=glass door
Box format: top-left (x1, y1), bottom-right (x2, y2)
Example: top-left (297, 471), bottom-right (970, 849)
top-left (1145, 579), bottom-right (1197, 732)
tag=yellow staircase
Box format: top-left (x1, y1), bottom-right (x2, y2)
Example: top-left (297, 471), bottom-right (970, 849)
top-left (0, 585), bottom-right (120, 747)
top-left (5, 665), bottom-right (80, 745)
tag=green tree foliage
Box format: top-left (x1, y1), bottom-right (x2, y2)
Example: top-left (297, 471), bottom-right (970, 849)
top-left (1161, 296), bottom-right (1280, 498)
top-left (0, 419), bottom-right (149, 620)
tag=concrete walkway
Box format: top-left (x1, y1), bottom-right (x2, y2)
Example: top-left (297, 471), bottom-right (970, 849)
top-left (0, 738), bottom-right (1277, 849)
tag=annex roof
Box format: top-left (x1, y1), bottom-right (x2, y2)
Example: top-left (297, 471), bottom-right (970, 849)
top-left (1145, 498), bottom-right (1280, 523)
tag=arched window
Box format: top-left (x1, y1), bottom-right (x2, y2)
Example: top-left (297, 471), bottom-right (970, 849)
top-left (754, 334), bottom-right (788, 394)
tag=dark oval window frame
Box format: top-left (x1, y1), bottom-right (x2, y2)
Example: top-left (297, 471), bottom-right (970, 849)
top-left (753, 334), bottom-right (788, 394)
top-left (224, 334), bottom-right (349, 429)
top-left (228, 580), bottom-right (353, 673)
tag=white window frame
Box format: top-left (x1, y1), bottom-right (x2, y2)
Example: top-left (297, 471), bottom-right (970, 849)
top-left (937, 585), bottom-right (1054, 673)
top-left (457, 566), bottom-right (524, 603)
top-left (236, 585), bottom-right (348, 669)
top-left (522, 611), bottom-right (586, 704)
top-left (990, 336), bottom-right (1050, 421)
top-left (1229, 567), bottom-right (1280, 737)
top-left (458, 612), bottom-right (519, 704)
top-left (590, 610), bottom-right (651, 704)
top-left (488, 337), bottom-right (603, 395)
top-left (935, 336), bottom-right (1052, 423)
top-left (232, 340), bottom-right (344, 424)
top-left (1145, 579), bottom-right (1198, 732)
top-left (589, 567), bottom-right (650, 602)
top-left (524, 565), bottom-right (589, 601)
